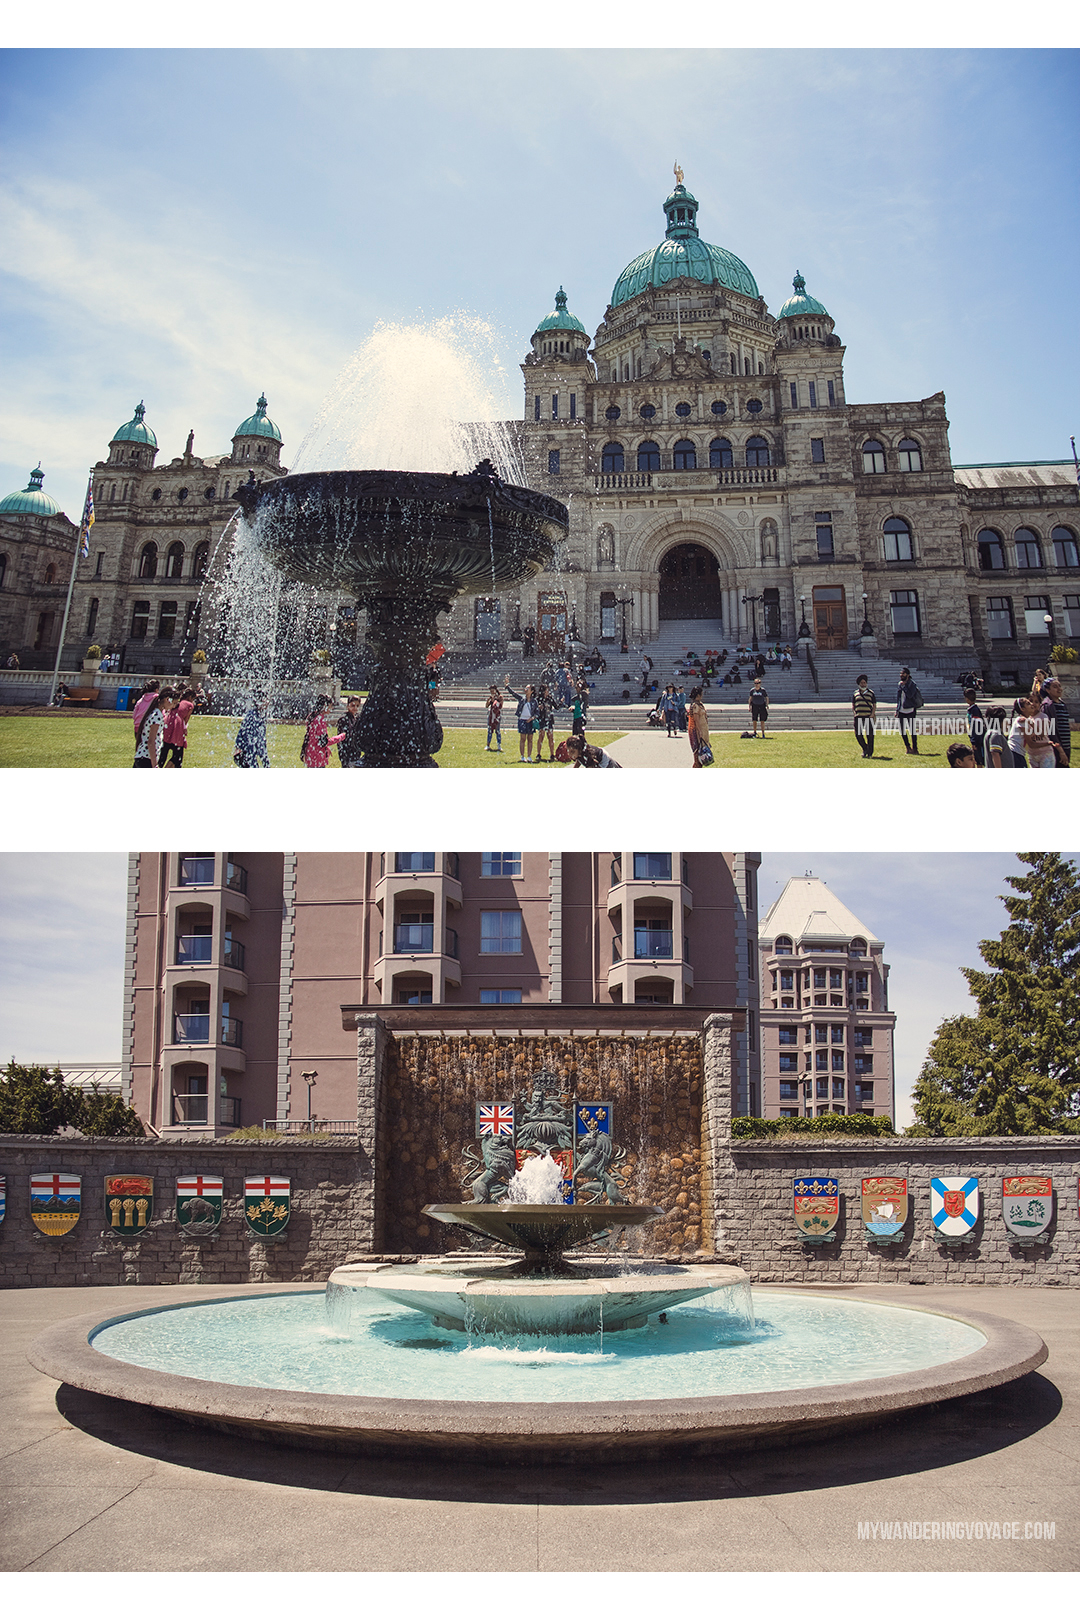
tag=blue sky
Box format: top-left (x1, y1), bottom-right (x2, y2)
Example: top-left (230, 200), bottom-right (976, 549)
top-left (1, 47), bottom-right (1078, 520)
top-left (1, 851), bottom-right (1074, 1127)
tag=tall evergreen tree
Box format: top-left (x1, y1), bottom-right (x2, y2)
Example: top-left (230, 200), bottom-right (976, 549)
top-left (910, 854), bottom-right (1080, 1135)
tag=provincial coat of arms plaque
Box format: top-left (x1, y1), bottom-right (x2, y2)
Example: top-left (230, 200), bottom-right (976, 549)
top-left (861, 1176), bottom-right (908, 1244)
top-left (244, 1174), bottom-right (291, 1237)
top-left (104, 1174), bottom-right (154, 1233)
top-left (176, 1173), bottom-right (224, 1235)
top-left (30, 1172), bottom-right (81, 1236)
top-left (931, 1176), bottom-right (979, 1244)
top-left (793, 1177), bottom-right (839, 1243)
top-left (1002, 1176), bottom-right (1053, 1245)
top-left (463, 1071), bottom-right (629, 1206)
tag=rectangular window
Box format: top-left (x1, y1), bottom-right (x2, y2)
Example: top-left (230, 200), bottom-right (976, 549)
top-left (85, 597), bottom-right (99, 637)
top-left (474, 597), bottom-right (501, 644)
top-left (533, 395), bottom-right (541, 421)
top-left (395, 853), bottom-right (435, 872)
top-left (808, 381), bottom-right (817, 408)
top-left (854, 1054), bottom-right (874, 1074)
top-left (633, 852), bottom-right (672, 880)
top-left (481, 853), bottom-right (521, 877)
top-left (479, 988), bottom-right (523, 1004)
top-left (830, 1024), bottom-right (845, 1043)
top-left (832, 1079), bottom-right (845, 1098)
top-left (778, 1027), bottom-right (798, 1045)
top-left (480, 911), bottom-right (522, 953)
top-left (978, 536), bottom-right (1006, 570)
top-left (856, 1081), bottom-right (875, 1102)
top-left (130, 601), bottom-right (150, 639)
top-left (827, 380), bottom-right (836, 406)
top-left (157, 600), bottom-right (177, 640)
top-left (1024, 596), bottom-right (1051, 636)
top-left (548, 450), bottom-right (560, 475)
top-left (811, 438), bottom-right (825, 464)
top-left (855, 972), bottom-right (869, 993)
top-left (394, 913), bottom-right (433, 952)
top-left (814, 970), bottom-right (827, 989)
top-left (778, 1053), bottom-right (799, 1072)
top-left (790, 383), bottom-right (798, 408)
top-left (780, 970), bottom-right (794, 991)
top-left (1053, 536), bottom-right (1079, 568)
top-left (890, 590), bottom-right (920, 634)
top-left (397, 989), bottom-right (432, 1004)
top-left (987, 597), bottom-right (1015, 639)
top-left (815, 1051), bottom-right (829, 1072)
top-left (94, 551), bottom-right (104, 577)
top-left (829, 970), bottom-right (844, 989)
top-left (1064, 595), bottom-right (1080, 637)
top-left (816, 1078), bottom-right (829, 1098)
top-left (853, 1028), bottom-right (873, 1047)
top-left (569, 394), bottom-right (576, 420)
top-left (551, 394), bottom-right (558, 420)
top-left (815, 513), bottom-right (834, 557)
top-left (779, 1087), bottom-right (799, 1104)
top-left (832, 1050), bottom-right (845, 1071)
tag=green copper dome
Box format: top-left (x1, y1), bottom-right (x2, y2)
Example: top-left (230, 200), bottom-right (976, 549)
top-left (611, 181), bottom-right (760, 308)
top-left (234, 393), bottom-right (282, 441)
top-left (534, 287), bottom-right (587, 338)
top-left (0, 466), bottom-right (62, 517)
top-left (778, 272), bottom-right (830, 321)
top-left (111, 401), bottom-right (158, 447)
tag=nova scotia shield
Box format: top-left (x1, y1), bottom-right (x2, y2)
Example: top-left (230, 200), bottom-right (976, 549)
top-left (931, 1176), bottom-right (978, 1236)
top-left (1002, 1176), bottom-right (1053, 1239)
top-left (244, 1174), bottom-right (291, 1237)
top-left (793, 1177), bottom-right (839, 1236)
top-left (104, 1174), bottom-right (154, 1233)
top-left (862, 1176), bottom-right (908, 1237)
top-left (177, 1173), bottom-right (224, 1234)
top-left (30, 1172), bottom-right (81, 1236)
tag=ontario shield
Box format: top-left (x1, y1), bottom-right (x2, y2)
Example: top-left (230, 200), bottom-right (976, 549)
top-left (30, 1172), bottom-right (81, 1236)
top-left (176, 1173), bottom-right (224, 1235)
top-left (1002, 1176), bottom-right (1053, 1240)
top-left (244, 1174), bottom-right (291, 1237)
top-left (931, 1176), bottom-right (979, 1237)
top-left (862, 1176), bottom-right (908, 1238)
top-left (794, 1177), bottom-right (839, 1237)
top-left (104, 1174), bottom-right (154, 1234)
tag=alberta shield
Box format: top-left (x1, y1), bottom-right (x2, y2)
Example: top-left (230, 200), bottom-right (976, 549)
top-left (244, 1174), bottom-right (291, 1237)
top-left (862, 1176), bottom-right (908, 1238)
top-left (30, 1172), bottom-right (81, 1236)
top-left (793, 1177), bottom-right (839, 1236)
top-left (104, 1174), bottom-right (154, 1233)
top-left (931, 1176), bottom-right (979, 1237)
top-left (1002, 1176), bottom-right (1053, 1239)
top-left (177, 1173), bottom-right (224, 1235)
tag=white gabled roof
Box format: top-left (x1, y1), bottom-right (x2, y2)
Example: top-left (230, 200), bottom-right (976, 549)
top-left (760, 877), bottom-right (882, 947)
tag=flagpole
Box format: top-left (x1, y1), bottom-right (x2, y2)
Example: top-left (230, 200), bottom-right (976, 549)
top-left (48, 469), bottom-right (93, 706)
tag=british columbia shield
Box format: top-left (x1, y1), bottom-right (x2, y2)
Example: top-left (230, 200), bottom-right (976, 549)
top-left (30, 1172), bottom-right (81, 1236)
top-left (176, 1173), bottom-right (224, 1235)
top-left (861, 1176), bottom-right (908, 1238)
top-left (104, 1174), bottom-right (154, 1233)
top-left (931, 1176), bottom-right (979, 1237)
top-left (1002, 1176), bottom-right (1053, 1239)
top-left (244, 1174), bottom-right (291, 1237)
top-left (793, 1177), bottom-right (839, 1236)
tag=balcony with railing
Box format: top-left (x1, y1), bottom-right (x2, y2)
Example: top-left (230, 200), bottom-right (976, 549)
top-left (179, 855), bottom-right (214, 886)
top-left (225, 860), bottom-right (247, 894)
top-left (172, 1013), bottom-right (243, 1047)
top-left (175, 933), bottom-right (213, 965)
top-left (223, 937), bottom-right (245, 970)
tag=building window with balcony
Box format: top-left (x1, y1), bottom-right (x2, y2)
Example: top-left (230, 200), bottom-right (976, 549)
top-left (774, 935), bottom-right (793, 955)
top-left (816, 1078), bottom-right (829, 1098)
top-left (397, 988), bottom-right (433, 1004)
top-left (634, 922), bottom-right (673, 958)
top-left (814, 971), bottom-right (827, 990)
top-left (778, 1026), bottom-right (798, 1045)
top-left (637, 441), bottom-right (661, 472)
top-left (601, 443), bottom-right (624, 474)
top-left (480, 989), bottom-right (523, 1004)
top-left (883, 517), bottom-right (914, 561)
top-left (815, 1051), bottom-right (829, 1072)
top-left (854, 1028), bottom-right (873, 1048)
top-left (482, 853), bottom-right (521, 876)
top-left (855, 1081), bottom-right (875, 1104)
top-left (171, 1065), bottom-right (209, 1125)
top-left (176, 923), bottom-right (212, 964)
top-left (832, 1050), bottom-right (845, 1071)
top-left (396, 853), bottom-right (435, 872)
top-left (854, 1054), bottom-right (874, 1074)
top-left (179, 853), bottom-right (214, 885)
top-left (778, 1053), bottom-right (799, 1073)
top-left (395, 913), bottom-right (433, 952)
top-left (977, 530), bottom-right (1006, 571)
top-left (672, 439), bottom-right (696, 470)
top-left (633, 852), bottom-right (672, 879)
top-left (480, 911), bottom-right (522, 953)
top-left (709, 438), bottom-right (734, 469)
top-left (746, 436), bottom-right (770, 467)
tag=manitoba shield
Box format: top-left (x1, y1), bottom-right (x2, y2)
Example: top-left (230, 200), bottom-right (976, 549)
top-left (30, 1172), bottom-right (81, 1236)
top-left (931, 1176), bottom-right (978, 1237)
top-left (862, 1176), bottom-right (908, 1238)
top-left (244, 1175), bottom-right (291, 1237)
top-left (793, 1177), bottom-right (839, 1237)
top-left (176, 1173), bottom-right (224, 1234)
top-left (1002, 1176), bottom-right (1053, 1240)
top-left (104, 1174), bottom-right (154, 1233)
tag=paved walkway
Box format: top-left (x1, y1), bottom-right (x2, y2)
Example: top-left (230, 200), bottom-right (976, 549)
top-left (606, 729), bottom-right (696, 768)
top-left (2, 1282), bottom-right (1076, 1573)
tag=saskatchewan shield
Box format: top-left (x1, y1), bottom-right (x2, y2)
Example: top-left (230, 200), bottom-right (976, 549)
top-left (793, 1177), bottom-right (839, 1237)
top-left (104, 1174), bottom-right (154, 1233)
top-left (244, 1174), bottom-right (291, 1237)
top-left (177, 1173), bottom-right (224, 1234)
top-left (931, 1176), bottom-right (979, 1237)
top-left (1002, 1176), bottom-right (1053, 1240)
top-left (862, 1176), bottom-right (908, 1238)
top-left (30, 1172), bottom-right (81, 1236)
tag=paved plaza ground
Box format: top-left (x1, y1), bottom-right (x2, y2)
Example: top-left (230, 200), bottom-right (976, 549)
top-left (2, 1281), bottom-right (1075, 1574)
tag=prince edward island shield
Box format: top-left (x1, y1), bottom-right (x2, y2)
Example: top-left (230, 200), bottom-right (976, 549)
top-left (931, 1176), bottom-right (978, 1237)
top-left (244, 1175), bottom-right (290, 1237)
top-left (30, 1173), bottom-right (81, 1236)
top-left (1003, 1176), bottom-right (1053, 1239)
top-left (177, 1173), bottom-right (224, 1234)
top-left (104, 1174), bottom-right (154, 1233)
top-left (793, 1177), bottom-right (839, 1236)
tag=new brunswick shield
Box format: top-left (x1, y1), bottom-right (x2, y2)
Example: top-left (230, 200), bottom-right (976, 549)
top-left (793, 1177), bottom-right (839, 1237)
top-left (931, 1176), bottom-right (979, 1237)
top-left (30, 1172), bottom-right (81, 1236)
top-left (177, 1173), bottom-right (224, 1235)
top-left (244, 1174), bottom-right (290, 1237)
top-left (104, 1174), bottom-right (154, 1233)
top-left (862, 1176), bottom-right (908, 1238)
top-left (1002, 1176), bottom-right (1053, 1240)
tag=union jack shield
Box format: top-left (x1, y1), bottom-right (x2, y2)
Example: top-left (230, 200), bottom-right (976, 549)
top-left (244, 1174), bottom-right (290, 1237)
top-left (176, 1173), bottom-right (224, 1234)
top-left (931, 1176), bottom-right (979, 1237)
top-left (30, 1172), bottom-right (81, 1236)
top-left (477, 1102), bottom-right (514, 1137)
top-left (1002, 1176), bottom-right (1053, 1239)
top-left (104, 1174), bottom-right (154, 1233)
top-left (793, 1177), bottom-right (839, 1236)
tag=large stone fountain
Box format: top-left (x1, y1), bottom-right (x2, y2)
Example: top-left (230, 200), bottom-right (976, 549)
top-left (234, 461), bottom-right (568, 767)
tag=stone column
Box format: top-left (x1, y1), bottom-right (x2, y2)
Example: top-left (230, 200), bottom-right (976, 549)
top-left (701, 1012), bottom-right (740, 1261)
top-left (354, 1012), bottom-right (389, 1252)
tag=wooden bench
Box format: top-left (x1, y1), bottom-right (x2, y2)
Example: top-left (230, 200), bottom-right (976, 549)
top-left (65, 687), bottom-right (101, 705)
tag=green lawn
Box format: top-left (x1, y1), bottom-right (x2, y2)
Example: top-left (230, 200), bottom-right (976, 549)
top-left (705, 729), bottom-right (952, 767)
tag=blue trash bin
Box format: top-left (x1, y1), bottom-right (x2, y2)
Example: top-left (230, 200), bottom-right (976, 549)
top-left (115, 686), bottom-right (131, 711)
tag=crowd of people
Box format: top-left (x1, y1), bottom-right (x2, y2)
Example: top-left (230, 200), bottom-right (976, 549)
top-left (954, 669), bottom-right (1071, 768)
top-left (129, 679), bottom-right (206, 768)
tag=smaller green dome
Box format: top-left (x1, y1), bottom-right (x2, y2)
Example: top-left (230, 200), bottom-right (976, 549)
top-left (233, 393), bottom-right (282, 441)
top-left (0, 465), bottom-right (61, 517)
top-left (112, 401), bottom-right (158, 447)
top-left (534, 288), bottom-right (587, 338)
top-left (778, 272), bottom-right (830, 321)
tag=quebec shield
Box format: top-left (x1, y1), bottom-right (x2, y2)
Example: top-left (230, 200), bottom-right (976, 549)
top-left (794, 1177), bottom-right (839, 1236)
top-left (862, 1176), bottom-right (908, 1238)
top-left (244, 1174), bottom-right (291, 1237)
top-left (104, 1174), bottom-right (154, 1233)
top-left (1002, 1176), bottom-right (1053, 1239)
top-left (176, 1173), bottom-right (224, 1234)
top-left (30, 1172), bottom-right (81, 1236)
top-left (931, 1175), bottom-right (979, 1236)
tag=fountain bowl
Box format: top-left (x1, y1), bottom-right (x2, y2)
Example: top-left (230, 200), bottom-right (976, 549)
top-left (423, 1201), bottom-right (665, 1275)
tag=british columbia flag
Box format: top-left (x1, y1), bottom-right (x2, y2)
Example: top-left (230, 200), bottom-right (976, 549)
top-left (477, 1103), bottom-right (515, 1137)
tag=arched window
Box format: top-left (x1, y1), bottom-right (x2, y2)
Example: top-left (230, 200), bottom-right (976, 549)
top-left (44, 563), bottom-right (56, 585)
top-left (0, 554), bottom-right (7, 590)
top-left (709, 437), bottom-right (733, 468)
top-left (1052, 526), bottom-right (1079, 568)
top-left (166, 541), bottom-right (185, 579)
top-left (139, 542), bottom-right (158, 579)
top-left (775, 935), bottom-right (793, 955)
top-left (977, 529), bottom-right (1006, 571)
top-left (743, 357), bottom-right (751, 375)
top-left (637, 440), bottom-right (661, 473)
top-left (850, 938), bottom-right (866, 956)
top-left (672, 439), bottom-right (696, 470)
top-left (729, 354), bottom-right (737, 375)
top-left (883, 517), bottom-right (913, 561)
top-left (897, 437), bottom-right (923, 472)
top-left (193, 542), bottom-right (209, 579)
top-left (745, 436), bottom-right (770, 467)
top-left (862, 440), bottom-right (886, 474)
top-left (1014, 528), bottom-right (1043, 569)
top-left (601, 442), bottom-right (624, 474)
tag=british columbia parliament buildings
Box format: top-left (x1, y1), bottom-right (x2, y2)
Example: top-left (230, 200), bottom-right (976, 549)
top-left (2, 176), bottom-right (1077, 681)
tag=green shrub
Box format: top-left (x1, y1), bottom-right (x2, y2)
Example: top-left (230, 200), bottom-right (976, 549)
top-left (0, 1062), bottom-right (143, 1136)
top-left (1051, 645), bottom-right (1077, 664)
top-left (730, 1113), bottom-right (896, 1140)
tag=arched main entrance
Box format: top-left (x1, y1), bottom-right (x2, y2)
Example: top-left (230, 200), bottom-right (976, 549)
top-left (658, 543), bottom-right (723, 620)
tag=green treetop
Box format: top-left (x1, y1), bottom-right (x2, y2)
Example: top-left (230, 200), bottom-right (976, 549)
top-left (0, 1062), bottom-right (144, 1137)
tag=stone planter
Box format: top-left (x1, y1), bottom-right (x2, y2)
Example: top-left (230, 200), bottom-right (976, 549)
top-left (1049, 661), bottom-right (1080, 718)
top-left (190, 661), bottom-right (208, 679)
top-left (81, 659), bottom-right (101, 674)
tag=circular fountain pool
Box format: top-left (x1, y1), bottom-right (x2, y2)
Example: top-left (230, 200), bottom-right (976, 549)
top-left (29, 1287), bottom-right (1046, 1462)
